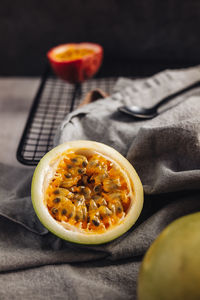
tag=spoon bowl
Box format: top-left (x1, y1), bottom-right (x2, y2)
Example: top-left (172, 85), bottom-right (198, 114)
top-left (118, 80), bottom-right (200, 120)
top-left (119, 105), bottom-right (158, 119)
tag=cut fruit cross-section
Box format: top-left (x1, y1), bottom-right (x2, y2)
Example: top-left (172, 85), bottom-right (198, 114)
top-left (47, 43), bottom-right (103, 83)
top-left (31, 141), bottom-right (143, 245)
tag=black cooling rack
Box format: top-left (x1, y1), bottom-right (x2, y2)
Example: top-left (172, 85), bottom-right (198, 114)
top-left (17, 67), bottom-right (117, 166)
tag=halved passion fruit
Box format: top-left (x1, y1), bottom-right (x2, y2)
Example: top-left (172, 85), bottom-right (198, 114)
top-left (31, 141), bottom-right (143, 244)
top-left (47, 43), bottom-right (103, 83)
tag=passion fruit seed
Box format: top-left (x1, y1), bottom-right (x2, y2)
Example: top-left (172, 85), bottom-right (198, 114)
top-left (82, 175), bottom-right (88, 185)
top-left (82, 161), bottom-right (87, 167)
top-left (94, 184), bottom-right (102, 193)
top-left (45, 151), bottom-right (131, 233)
top-left (77, 179), bottom-right (84, 186)
top-left (82, 207), bottom-right (87, 220)
top-left (89, 178), bottom-right (95, 184)
top-left (65, 173), bottom-right (72, 178)
top-left (68, 213), bottom-right (73, 219)
top-left (52, 207), bottom-right (58, 215)
top-left (75, 215), bottom-right (80, 221)
top-left (71, 158), bottom-right (77, 163)
top-left (117, 206), bottom-right (122, 213)
top-left (61, 209), bottom-right (67, 215)
top-left (92, 218), bottom-right (100, 227)
top-left (53, 197), bottom-right (61, 204)
top-left (53, 189), bottom-right (60, 195)
top-left (82, 187), bottom-right (91, 199)
top-left (78, 168), bottom-right (85, 174)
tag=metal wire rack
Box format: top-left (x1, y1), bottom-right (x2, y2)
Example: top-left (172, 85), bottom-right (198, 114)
top-left (17, 67), bottom-right (117, 166)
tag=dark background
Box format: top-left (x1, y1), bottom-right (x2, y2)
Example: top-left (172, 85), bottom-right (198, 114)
top-left (1, 0), bottom-right (200, 76)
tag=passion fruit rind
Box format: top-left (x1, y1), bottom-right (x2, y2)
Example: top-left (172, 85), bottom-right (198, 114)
top-left (138, 212), bottom-right (200, 300)
top-left (31, 141), bottom-right (143, 245)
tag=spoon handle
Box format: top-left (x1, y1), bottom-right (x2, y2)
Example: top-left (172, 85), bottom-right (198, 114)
top-left (154, 80), bottom-right (200, 110)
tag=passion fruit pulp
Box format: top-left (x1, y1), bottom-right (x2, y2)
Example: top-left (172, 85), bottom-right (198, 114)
top-left (47, 43), bottom-right (103, 83)
top-left (31, 141), bottom-right (143, 245)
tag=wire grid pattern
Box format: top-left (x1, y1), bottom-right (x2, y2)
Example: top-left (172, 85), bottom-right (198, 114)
top-left (18, 77), bottom-right (117, 165)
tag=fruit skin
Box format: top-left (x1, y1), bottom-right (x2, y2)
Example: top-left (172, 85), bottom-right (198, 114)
top-left (138, 212), bottom-right (200, 300)
top-left (31, 140), bottom-right (143, 245)
top-left (47, 43), bottom-right (103, 83)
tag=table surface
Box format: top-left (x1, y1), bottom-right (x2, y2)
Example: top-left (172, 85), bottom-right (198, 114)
top-left (0, 77), bottom-right (40, 168)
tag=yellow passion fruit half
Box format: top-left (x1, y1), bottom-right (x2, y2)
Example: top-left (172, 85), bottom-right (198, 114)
top-left (31, 141), bottom-right (143, 244)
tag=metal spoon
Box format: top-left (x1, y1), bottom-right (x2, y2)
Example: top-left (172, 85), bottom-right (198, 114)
top-left (118, 80), bottom-right (200, 119)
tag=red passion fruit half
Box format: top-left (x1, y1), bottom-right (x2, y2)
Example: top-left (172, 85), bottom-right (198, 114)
top-left (47, 43), bottom-right (103, 83)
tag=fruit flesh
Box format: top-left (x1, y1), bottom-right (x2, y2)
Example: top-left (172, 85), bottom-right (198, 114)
top-left (52, 47), bottom-right (95, 62)
top-left (45, 150), bottom-right (132, 234)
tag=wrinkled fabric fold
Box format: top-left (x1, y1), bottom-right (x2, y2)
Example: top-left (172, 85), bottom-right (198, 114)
top-left (1, 66), bottom-right (200, 299)
top-left (55, 66), bottom-right (200, 195)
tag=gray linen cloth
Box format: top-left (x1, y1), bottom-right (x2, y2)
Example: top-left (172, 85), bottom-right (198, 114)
top-left (0, 66), bottom-right (200, 299)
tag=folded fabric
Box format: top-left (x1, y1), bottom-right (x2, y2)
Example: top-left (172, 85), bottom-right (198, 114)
top-left (0, 66), bottom-right (200, 299)
top-left (54, 66), bottom-right (200, 194)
